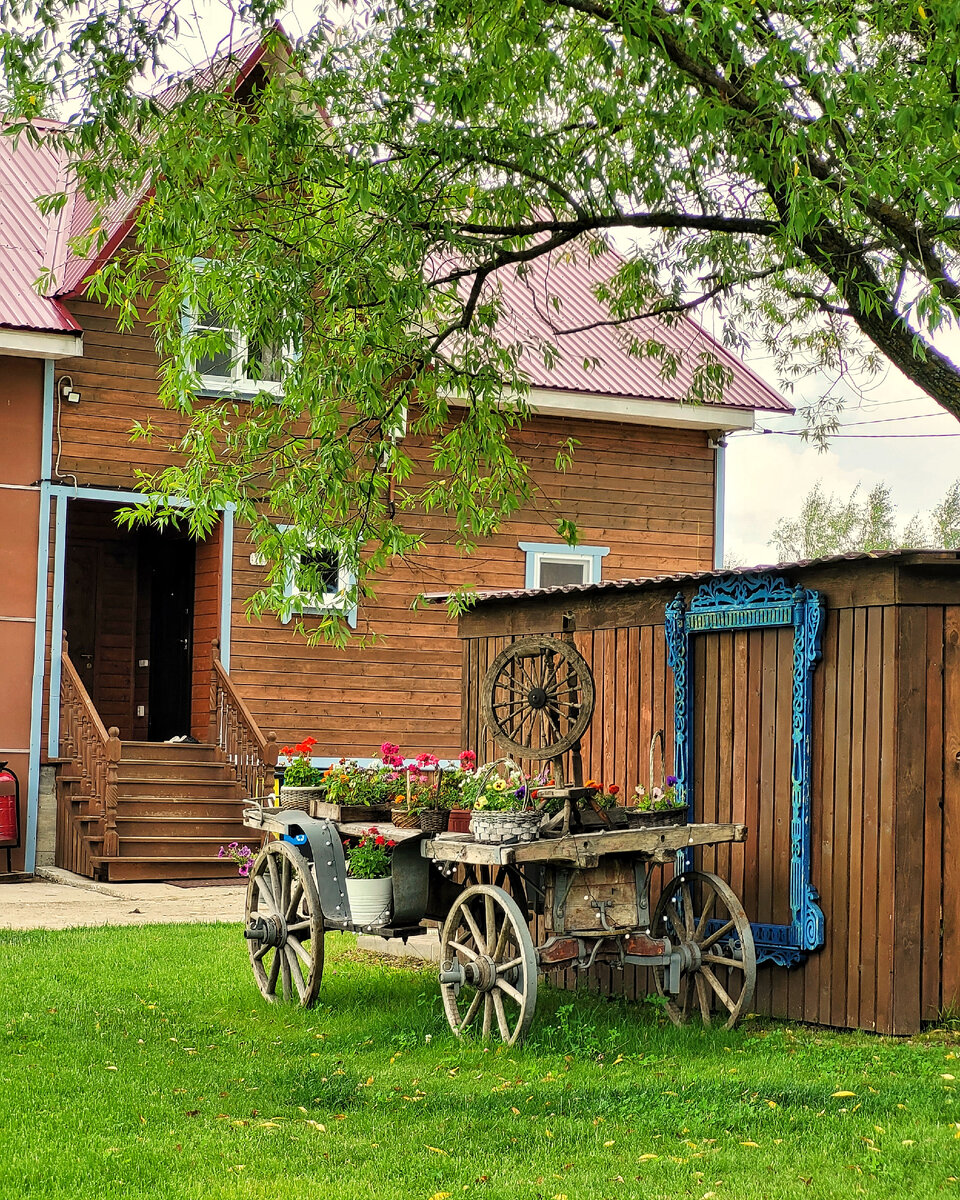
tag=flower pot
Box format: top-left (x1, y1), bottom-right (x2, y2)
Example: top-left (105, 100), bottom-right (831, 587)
top-left (469, 809), bottom-right (542, 845)
top-left (391, 806), bottom-right (421, 830)
top-left (447, 808), bottom-right (472, 834)
top-left (346, 875), bottom-right (393, 927)
top-left (279, 784), bottom-right (326, 812)
top-left (418, 808), bottom-right (449, 834)
top-left (625, 805), bottom-right (689, 829)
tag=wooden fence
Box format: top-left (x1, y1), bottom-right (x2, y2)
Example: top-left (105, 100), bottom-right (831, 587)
top-left (457, 552), bottom-right (960, 1034)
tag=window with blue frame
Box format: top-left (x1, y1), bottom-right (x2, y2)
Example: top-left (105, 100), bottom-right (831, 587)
top-left (275, 529), bottom-right (358, 628)
top-left (518, 541), bottom-right (609, 589)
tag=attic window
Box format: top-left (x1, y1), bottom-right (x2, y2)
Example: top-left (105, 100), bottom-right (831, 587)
top-left (518, 541), bottom-right (610, 590)
top-left (190, 305), bottom-right (284, 394)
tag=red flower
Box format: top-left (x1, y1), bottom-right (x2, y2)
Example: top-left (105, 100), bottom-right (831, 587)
top-left (387, 840), bottom-right (396, 848)
top-left (530, 789), bottom-right (538, 799)
top-left (374, 835), bottom-right (385, 846)
top-left (607, 784), bottom-right (620, 796)
top-left (281, 746), bottom-right (293, 756)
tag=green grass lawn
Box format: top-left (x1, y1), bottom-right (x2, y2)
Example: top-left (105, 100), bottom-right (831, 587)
top-left (1, 923), bottom-right (959, 1199)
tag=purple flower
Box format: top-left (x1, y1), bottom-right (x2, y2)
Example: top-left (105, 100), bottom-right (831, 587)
top-left (238, 865), bottom-right (250, 877)
top-left (218, 847), bottom-right (226, 859)
top-left (666, 775), bottom-right (679, 787)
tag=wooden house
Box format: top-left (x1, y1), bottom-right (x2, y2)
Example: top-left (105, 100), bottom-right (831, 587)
top-left (0, 37), bottom-right (790, 883)
top-left (453, 550), bottom-right (960, 1035)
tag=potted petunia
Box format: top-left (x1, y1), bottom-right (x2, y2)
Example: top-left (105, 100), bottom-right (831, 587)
top-left (343, 827), bottom-right (397, 926)
top-left (318, 757), bottom-right (396, 822)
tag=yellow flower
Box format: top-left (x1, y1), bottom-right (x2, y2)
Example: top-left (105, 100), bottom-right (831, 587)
top-left (493, 778), bottom-right (508, 791)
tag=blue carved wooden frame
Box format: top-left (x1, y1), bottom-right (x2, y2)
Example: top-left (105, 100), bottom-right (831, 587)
top-left (664, 573), bottom-right (825, 967)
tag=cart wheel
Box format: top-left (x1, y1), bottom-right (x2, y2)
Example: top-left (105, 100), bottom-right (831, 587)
top-left (439, 884), bottom-right (537, 1045)
top-left (245, 840), bottom-right (324, 1007)
top-left (650, 870), bottom-right (756, 1030)
top-left (480, 635), bottom-right (595, 760)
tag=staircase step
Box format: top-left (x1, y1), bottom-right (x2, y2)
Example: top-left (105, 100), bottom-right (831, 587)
top-left (118, 761), bottom-right (236, 782)
top-left (115, 797), bottom-right (250, 819)
top-left (116, 779), bottom-right (241, 799)
top-left (116, 815), bottom-right (259, 839)
top-left (95, 856), bottom-right (252, 883)
top-left (117, 836), bottom-right (258, 859)
top-left (121, 741), bottom-right (222, 763)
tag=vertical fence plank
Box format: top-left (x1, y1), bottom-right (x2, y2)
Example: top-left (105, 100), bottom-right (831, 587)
top-left (874, 608), bottom-right (899, 1034)
top-left (890, 606), bottom-right (926, 1034)
top-left (830, 608), bottom-right (854, 1029)
top-left (942, 607), bottom-right (960, 1012)
top-left (922, 608), bottom-right (945, 1022)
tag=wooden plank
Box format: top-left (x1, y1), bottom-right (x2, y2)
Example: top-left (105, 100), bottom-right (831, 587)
top-left (942, 607), bottom-right (960, 1012)
top-left (830, 608), bottom-right (854, 1029)
top-left (874, 608), bottom-right (899, 1034)
top-left (890, 606), bottom-right (927, 1034)
top-left (857, 605), bottom-right (882, 1030)
top-left (921, 607), bottom-right (945, 1022)
top-left (846, 606), bottom-right (867, 1026)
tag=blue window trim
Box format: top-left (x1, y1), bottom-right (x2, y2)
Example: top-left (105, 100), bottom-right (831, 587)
top-left (664, 571), bottom-right (825, 968)
top-left (277, 526), bottom-right (358, 629)
top-left (518, 541), bottom-right (609, 589)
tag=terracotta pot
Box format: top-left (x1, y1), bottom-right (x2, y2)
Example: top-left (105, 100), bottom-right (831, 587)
top-left (447, 808), bottom-right (472, 834)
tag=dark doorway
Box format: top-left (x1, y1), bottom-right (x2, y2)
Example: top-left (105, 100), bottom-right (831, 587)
top-left (144, 532), bottom-right (195, 740)
top-left (63, 501), bottom-right (197, 740)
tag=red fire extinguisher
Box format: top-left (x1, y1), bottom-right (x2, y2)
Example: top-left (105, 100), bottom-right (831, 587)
top-left (0, 763), bottom-right (21, 870)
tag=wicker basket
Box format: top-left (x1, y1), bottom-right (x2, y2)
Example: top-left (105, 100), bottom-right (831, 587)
top-left (418, 808), bottom-right (450, 835)
top-left (391, 806), bottom-right (421, 830)
top-left (470, 808), bottom-right (541, 845)
top-left (280, 785), bottom-right (326, 812)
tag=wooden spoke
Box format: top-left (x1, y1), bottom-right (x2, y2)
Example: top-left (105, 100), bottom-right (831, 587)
top-left (439, 884), bottom-right (538, 1046)
top-left (700, 918), bottom-right (737, 951)
top-left (650, 870), bottom-right (756, 1031)
top-left (245, 840), bottom-right (324, 1009)
top-left (461, 902), bottom-right (485, 951)
top-left (700, 964), bottom-right (738, 1014)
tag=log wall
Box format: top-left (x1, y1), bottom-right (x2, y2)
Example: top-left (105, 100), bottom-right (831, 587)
top-left (457, 557), bottom-right (960, 1034)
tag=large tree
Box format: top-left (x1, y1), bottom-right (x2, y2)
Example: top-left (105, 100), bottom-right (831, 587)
top-left (4, 1), bottom-right (960, 627)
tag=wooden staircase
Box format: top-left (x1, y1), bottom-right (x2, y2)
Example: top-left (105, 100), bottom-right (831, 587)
top-left (56, 637), bottom-right (277, 883)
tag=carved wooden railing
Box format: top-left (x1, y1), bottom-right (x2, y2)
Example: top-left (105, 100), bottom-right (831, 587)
top-left (58, 633), bottom-right (121, 862)
top-left (208, 640), bottom-right (278, 800)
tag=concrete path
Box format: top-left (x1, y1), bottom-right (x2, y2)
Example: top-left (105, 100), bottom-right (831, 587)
top-left (0, 867), bottom-right (246, 930)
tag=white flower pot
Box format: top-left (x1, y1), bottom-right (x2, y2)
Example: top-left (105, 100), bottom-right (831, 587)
top-left (346, 875), bottom-right (393, 928)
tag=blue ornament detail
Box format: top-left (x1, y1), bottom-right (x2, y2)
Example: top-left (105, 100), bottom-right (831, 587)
top-left (664, 572), bottom-right (825, 967)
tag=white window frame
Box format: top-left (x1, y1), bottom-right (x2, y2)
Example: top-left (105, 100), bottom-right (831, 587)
top-left (518, 541), bottom-right (610, 590)
top-left (184, 302), bottom-right (286, 397)
top-left (277, 530), bottom-right (358, 628)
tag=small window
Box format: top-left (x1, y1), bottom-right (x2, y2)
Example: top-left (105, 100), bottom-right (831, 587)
top-left (281, 538), bottom-right (358, 629)
top-left (188, 304), bottom-right (285, 393)
top-left (518, 542), bottom-right (610, 590)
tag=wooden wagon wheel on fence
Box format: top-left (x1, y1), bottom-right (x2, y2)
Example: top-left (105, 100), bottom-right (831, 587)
top-left (245, 840), bottom-right (324, 1007)
top-left (480, 635), bottom-right (595, 762)
top-left (649, 870), bottom-right (756, 1030)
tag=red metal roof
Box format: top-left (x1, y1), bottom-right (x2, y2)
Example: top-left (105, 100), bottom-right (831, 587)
top-left (0, 120), bottom-right (81, 333)
top-left (0, 36), bottom-right (788, 416)
top-left (472, 244), bottom-right (792, 412)
top-left (424, 549), bottom-right (960, 607)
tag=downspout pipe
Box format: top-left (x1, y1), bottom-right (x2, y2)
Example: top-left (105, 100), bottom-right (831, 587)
top-left (709, 434), bottom-right (727, 571)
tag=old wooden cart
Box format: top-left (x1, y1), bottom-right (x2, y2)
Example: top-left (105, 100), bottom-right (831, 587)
top-left (241, 633), bottom-right (757, 1043)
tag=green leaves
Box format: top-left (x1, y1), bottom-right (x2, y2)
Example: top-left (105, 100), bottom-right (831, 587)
top-left (6, 0), bottom-right (960, 632)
